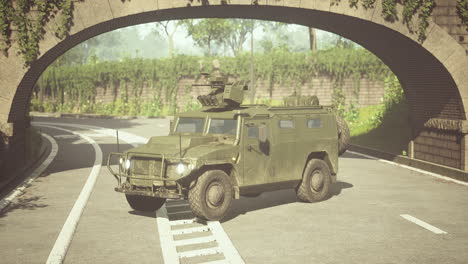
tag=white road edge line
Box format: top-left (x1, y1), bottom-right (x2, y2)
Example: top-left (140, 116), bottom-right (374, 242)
top-left (41, 125), bottom-right (103, 264)
top-left (347, 150), bottom-right (468, 187)
top-left (400, 214), bottom-right (447, 234)
top-left (0, 133), bottom-right (58, 212)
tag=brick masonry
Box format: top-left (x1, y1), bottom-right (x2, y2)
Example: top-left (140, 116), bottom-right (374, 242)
top-left (414, 129), bottom-right (462, 169)
top-left (86, 76), bottom-right (385, 107)
top-left (433, 0), bottom-right (468, 51)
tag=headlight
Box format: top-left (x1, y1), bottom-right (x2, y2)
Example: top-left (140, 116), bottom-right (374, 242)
top-left (176, 163), bottom-right (186, 174)
top-left (125, 159), bottom-right (131, 170)
top-left (119, 158), bottom-right (123, 165)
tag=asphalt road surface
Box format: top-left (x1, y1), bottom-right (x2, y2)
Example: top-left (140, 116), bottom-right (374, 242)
top-left (0, 117), bottom-right (467, 264)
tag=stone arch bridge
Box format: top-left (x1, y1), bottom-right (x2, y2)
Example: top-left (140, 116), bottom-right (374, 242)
top-left (0, 0), bottom-right (467, 172)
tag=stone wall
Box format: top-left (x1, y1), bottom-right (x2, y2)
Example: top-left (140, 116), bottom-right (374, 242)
top-left (413, 130), bottom-right (462, 169)
top-left (433, 0), bottom-right (468, 51)
top-left (91, 76), bottom-right (385, 107)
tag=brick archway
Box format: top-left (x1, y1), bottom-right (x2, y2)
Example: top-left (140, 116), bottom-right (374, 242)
top-left (0, 0), bottom-right (467, 170)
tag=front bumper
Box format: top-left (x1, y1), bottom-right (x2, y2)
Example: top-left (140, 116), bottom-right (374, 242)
top-left (115, 182), bottom-right (182, 199)
top-left (107, 152), bottom-right (184, 199)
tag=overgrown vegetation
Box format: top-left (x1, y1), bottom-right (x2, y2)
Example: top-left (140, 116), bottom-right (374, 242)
top-left (349, 75), bottom-right (411, 155)
top-left (31, 47), bottom-right (392, 117)
top-left (0, 0), bottom-right (76, 65)
top-left (343, 0), bottom-right (437, 42)
top-left (458, 0), bottom-right (468, 27)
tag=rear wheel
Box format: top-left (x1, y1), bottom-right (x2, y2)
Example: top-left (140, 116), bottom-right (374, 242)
top-left (296, 159), bottom-right (331, 202)
top-left (188, 170), bottom-right (233, 221)
top-left (125, 194), bottom-right (166, 212)
top-left (336, 115), bottom-right (350, 156)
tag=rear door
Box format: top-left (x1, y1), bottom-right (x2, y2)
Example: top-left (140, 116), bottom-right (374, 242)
top-left (242, 119), bottom-right (272, 185)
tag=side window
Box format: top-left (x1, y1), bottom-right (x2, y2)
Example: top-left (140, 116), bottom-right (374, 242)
top-left (279, 120), bottom-right (294, 129)
top-left (248, 126), bottom-right (259, 138)
top-left (307, 118), bottom-right (321, 128)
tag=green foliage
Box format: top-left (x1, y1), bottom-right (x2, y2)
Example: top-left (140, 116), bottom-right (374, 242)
top-left (382, 0), bottom-right (398, 21)
top-left (339, 0), bottom-right (437, 42)
top-left (362, 0), bottom-right (377, 8)
top-left (0, 0), bottom-right (75, 66)
top-left (349, 0), bottom-right (359, 8)
top-left (0, 0), bottom-right (13, 54)
top-left (33, 48), bottom-right (393, 116)
top-left (182, 19), bottom-right (232, 56)
top-left (417, 0), bottom-right (436, 42)
top-left (456, 0), bottom-right (468, 27)
top-left (349, 74), bottom-right (410, 155)
top-left (331, 81), bottom-right (347, 118)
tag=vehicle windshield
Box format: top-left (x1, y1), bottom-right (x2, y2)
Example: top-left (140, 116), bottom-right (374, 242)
top-left (175, 117), bottom-right (205, 133)
top-left (208, 119), bottom-right (238, 135)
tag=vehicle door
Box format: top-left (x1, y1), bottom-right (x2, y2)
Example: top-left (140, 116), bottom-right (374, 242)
top-left (271, 116), bottom-right (300, 182)
top-left (242, 119), bottom-right (272, 186)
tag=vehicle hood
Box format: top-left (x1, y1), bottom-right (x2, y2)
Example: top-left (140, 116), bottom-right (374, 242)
top-left (125, 135), bottom-right (238, 161)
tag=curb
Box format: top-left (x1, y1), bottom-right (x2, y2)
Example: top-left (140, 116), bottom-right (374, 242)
top-left (29, 112), bottom-right (174, 120)
top-left (349, 144), bottom-right (468, 183)
top-left (0, 134), bottom-right (50, 198)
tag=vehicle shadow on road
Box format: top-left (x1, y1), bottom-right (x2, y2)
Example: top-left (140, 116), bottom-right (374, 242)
top-left (128, 210), bottom-right (156, 218)
top-left (329, 181), bottom-right (353, 197)
top-left (222, 181), bottom-right (353, 222)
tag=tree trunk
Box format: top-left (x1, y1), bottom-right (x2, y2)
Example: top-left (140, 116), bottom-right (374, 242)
top-left (168, 35), bottom-right (175, 57)
top-left (309, 27), bottom-right (317, 51)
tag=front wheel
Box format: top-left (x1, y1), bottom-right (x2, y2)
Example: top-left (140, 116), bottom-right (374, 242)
top-left (188, 170), bottom-right (233, 221)
top-left (125, 194), bottom-right (166, 212)
top-left (296, 159), bottom-right (331, 202)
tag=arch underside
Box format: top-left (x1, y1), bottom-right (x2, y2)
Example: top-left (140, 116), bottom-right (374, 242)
top-left (11, 5), bottom-right (464, 125)
top-left (5, 5), bottom-right (467, 170)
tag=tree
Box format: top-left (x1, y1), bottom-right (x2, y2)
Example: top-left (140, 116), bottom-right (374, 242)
top-left (182, 19), bottom-right (231, 56)
top-left (154, 21), bottom-right (182, 57)
top-left (225, 19), bottom-right (255, 56)
top-left (309, 27), bottom-right (317, 51)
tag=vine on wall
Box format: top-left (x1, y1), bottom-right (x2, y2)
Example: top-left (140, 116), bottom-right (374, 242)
top-left (457, 0), bottom-right (468, 27)
top-left (342, 0), bottom-right (436, 42)
top-left (0, 1), bottom-right (465, 66)
top-left (0, 0), bottom-right (77, 66)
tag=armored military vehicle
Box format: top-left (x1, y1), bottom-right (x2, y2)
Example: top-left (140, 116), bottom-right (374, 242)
top-left (108, 74), bottom-right (350, 221)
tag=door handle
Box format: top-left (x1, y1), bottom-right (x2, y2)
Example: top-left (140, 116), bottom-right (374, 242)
top-left (247, 144), bottom-right (253, 151)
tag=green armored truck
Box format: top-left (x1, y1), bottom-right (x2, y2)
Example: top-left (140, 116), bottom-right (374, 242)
top-left (108, 75), bottom-right (350, 221)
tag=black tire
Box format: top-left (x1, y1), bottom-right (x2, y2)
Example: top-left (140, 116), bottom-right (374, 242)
top-left (125, 194), bottom-right (166, 212)
top-left (188, 170), bottom-right (233, 221)
top-left (336, 115), bottom-right (350, 156)
top-left (296, 159), bottom-right (331, 202)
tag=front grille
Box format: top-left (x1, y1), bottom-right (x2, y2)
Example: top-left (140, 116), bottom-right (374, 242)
top-left (130, 158), bottom-right (163, 186)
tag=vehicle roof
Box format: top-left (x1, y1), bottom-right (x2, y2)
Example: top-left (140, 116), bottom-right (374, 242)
top-left (177, 105), bottom-right (332, 119)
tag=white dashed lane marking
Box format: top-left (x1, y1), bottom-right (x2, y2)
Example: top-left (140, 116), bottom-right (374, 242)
top-left (400, 214), bottom-right (447, 234)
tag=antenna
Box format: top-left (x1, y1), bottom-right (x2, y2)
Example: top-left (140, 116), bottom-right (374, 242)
top-left (116, 129), bottom-right (120, 152)
top-left (179, 132), bottom-right (182, 160)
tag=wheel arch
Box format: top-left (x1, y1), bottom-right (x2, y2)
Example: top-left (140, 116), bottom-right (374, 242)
top-left (304, 151), bottom-right (336, 183)
top-left (193, 163), bottom-right (241, 199)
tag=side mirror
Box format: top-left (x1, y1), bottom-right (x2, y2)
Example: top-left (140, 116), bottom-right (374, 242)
top-left (258, 124), bottom-right (268, 143)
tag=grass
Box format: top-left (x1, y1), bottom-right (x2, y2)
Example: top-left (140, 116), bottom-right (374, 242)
top-left (349, 101), bottom-right (411, 156)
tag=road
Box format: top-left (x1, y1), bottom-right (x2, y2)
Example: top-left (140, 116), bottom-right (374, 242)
top-left (0, 117), bottom-right (467, 264)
